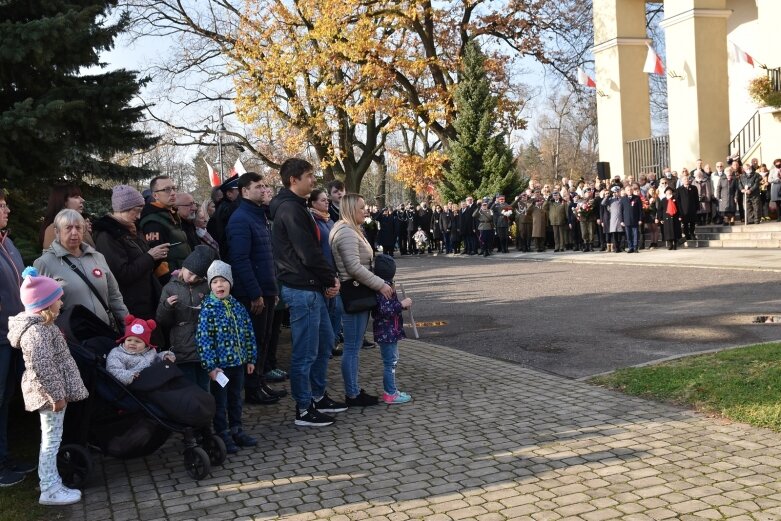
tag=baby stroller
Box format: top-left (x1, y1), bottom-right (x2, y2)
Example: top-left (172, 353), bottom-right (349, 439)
top-left (54, 305), bottom-right (226, 487)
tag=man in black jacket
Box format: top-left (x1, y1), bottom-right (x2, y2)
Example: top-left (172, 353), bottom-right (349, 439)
top-left (270, 158), bottom-right (345, 427)
top-left (460, 196), bottom-right (478, 254)
top-left (676, 174), bottom-right (700, 240)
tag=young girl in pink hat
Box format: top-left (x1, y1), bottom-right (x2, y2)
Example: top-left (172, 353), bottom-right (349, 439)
top-left (7, 267), bottom-right (88, 505)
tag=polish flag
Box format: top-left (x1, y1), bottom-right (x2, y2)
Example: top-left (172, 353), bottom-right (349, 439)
top-left (204, 159), bottom-right (220, 187)
top-left (577, 67), bottom-right (596, 88)
top-left (643, 44), bottom-right (665, 75)
top-left (731, 42), bottom-right (755, 67)
top-left (229, 158), bottom-right (247, 177)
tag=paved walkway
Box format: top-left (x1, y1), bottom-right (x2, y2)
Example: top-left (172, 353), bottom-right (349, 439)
top-left (65, 336), bottom-right (781, 520)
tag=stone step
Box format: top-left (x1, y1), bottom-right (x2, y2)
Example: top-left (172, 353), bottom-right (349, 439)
top-left (697, 223), bottom-right (781, 233)
top-left (696, 232), bottom-right (781, 241)
top-left (686, 239), bottom-right (781, 249)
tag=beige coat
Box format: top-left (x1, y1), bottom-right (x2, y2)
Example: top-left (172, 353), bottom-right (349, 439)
top-left (329, 222), bottom-right (386, 291)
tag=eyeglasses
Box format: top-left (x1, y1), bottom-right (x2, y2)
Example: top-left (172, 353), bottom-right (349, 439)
top-left (154, 186), bottom-right (177, 194)
top-left (0, 204), bottom-right (8, 211)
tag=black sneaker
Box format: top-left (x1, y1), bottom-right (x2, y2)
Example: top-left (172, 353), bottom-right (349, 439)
top-left (361, 339), bottom-right (376, 349)
top-left (0, 468), bottom-right (24, 487)
top-left (219, 432), bottom-right (239, 454)
top-left (2, 457), bottom-right (36, 474)
top-left (295, 405), bottom-right (335, 427)
top-left (232, 429), bottom-right (257, 447)
top-left (261, 384), bottom-right (288, 398)
top-left (245, 388), bottom-right (280, 405)
top-left (346, 389), bottom-right (379, 407)
top-left (314, 393), bottom-right (347, 413)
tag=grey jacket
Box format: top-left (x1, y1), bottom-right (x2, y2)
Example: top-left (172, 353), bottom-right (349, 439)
top-left (0, 233), bottom-right (24, 345)
top-left (106, 345), bottom-right (174, 385)
top-left (156, 275), bottom-right (209, 364)
top-left (34, 240), bottom-right (128, 328)
top-left (7, 313), bottom-right (88, 411)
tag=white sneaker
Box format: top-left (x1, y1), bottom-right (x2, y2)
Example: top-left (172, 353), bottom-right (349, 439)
top-left (39, 484), bottom-right (81, 505)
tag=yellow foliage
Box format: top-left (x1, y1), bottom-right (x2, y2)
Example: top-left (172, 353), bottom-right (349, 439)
top-left (390, 150), bottom-right (447, 191)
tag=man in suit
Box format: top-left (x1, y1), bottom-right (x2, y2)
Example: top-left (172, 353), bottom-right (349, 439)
top-left (460, 196), bottom-right (478, 255)
top-left (676, 174), bottom-right (700, 240)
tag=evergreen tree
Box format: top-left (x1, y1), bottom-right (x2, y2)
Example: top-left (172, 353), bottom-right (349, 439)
top-left (0, 1), bottom-right (157, 261)
top-left (439, 41), bottom-right (523, 202)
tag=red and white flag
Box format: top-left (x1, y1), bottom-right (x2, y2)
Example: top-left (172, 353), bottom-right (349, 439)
top-left (204, 159), bottom-right (220, 187)
top-left (577, 67), bottom-right (596, 88)
top-left (731, 42), bottom-right (755, 67)
top-left (229, 158), bottom-right (247, 177)
top-left (643, 44), bottom-right (665, 75)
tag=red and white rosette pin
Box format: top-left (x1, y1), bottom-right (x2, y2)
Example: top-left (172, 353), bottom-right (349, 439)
top-left (92, 268), bottom-right (103, 278)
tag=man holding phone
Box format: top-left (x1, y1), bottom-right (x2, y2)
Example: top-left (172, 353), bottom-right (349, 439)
top-left (140, 175), bottom-right (193, 284)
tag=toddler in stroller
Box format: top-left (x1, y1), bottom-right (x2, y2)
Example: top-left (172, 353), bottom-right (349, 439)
top-left (106, 315), bottom-right (175, 384)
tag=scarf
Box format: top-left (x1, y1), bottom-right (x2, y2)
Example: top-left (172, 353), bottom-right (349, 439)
top-left (196, 227), bottom-right (220, 253)
top-left (665, 197), bottom-right (677, 216)
top-left (111, 214), bottom-right (137, 236)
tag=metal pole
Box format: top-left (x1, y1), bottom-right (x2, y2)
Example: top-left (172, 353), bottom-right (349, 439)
top-left (398, 283), bottom-right (419, 339)
top-left (217, 106), bottom-right (225, 182)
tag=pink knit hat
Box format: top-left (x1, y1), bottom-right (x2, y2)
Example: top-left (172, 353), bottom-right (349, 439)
top-left (116, 314), bottom-right (157, 348)
top-left (20, 267), bottom-right (63, 313)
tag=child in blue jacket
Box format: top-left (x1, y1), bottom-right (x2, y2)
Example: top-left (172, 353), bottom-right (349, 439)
top-left (371, 255), bottom-right (413, 404)
top-left (196, 260), bottom-right (257, 454)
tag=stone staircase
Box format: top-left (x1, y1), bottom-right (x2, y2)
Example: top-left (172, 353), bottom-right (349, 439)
top-left (686, 222), bottom-right (781, 249)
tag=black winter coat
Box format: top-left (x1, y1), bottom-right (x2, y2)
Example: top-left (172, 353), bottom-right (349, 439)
top-left (92, 215), bottom-right (161, 320)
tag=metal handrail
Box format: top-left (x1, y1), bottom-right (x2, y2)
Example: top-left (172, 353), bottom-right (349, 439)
top-left (728, 111), bottom-right (760, 160)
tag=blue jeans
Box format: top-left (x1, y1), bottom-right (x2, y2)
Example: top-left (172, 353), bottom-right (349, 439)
top-left (281, 286), bottom-right (334, 410)
top-left (178, 362), bottom-right (210, 393)
top-left (625, 226), bottom-right (639, 251)
top-left (341, 308), bottom-right (370, 398)
top-left (39, 408), bottom-right (66, 492)
top-left (0, 342), bottom-right (20, 463)
top-left (327, 295), bottom-right (343, 346)
top-left (378, 342), bottom-right (399, 395)
top-left (211, 365), bottom-right (245, 434)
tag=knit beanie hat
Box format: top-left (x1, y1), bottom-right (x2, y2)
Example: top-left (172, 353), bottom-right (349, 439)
top-left (374, 254), bottom-right (396, 283)
top-left (207, 260), bottom-right (233, 288)
top-left (182, 245), bottom-right (216, 279)
top-left (116, 314), bottom-right (156, 348)
top-left (112, 185), bottom-right (146, 213)
top-left (20, 267), bottom-right (63, 313)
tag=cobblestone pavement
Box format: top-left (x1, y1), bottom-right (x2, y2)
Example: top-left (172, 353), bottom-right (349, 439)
top-left (64, 338), bottom-right (781, 521)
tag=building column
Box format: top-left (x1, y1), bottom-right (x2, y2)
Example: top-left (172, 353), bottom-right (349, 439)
top-left (593, 0), bottom-right (651, 179)
top-left (661, 1), bottom-right (731, 169)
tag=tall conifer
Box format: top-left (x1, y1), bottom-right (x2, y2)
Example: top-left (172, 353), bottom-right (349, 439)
top-left (439, 41), bottom-right (522, 202)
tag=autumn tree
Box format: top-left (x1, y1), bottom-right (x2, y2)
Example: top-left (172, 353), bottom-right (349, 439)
top-left (128, 0), bottom-right (587, 192)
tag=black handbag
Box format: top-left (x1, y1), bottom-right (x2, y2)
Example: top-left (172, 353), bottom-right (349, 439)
top-left (340, 278), bottom-right (377, 314)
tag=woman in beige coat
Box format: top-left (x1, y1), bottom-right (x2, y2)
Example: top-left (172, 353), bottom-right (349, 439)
top-left (329, 194), bottom-right (393, 407)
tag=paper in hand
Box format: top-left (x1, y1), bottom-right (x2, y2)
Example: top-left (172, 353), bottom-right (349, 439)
top-left (215, 372), bottom-right (229, 388)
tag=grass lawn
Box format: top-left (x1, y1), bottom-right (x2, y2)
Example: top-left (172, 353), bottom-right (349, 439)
top-left (0, 398), bottom-right (68, 521)
top-left (590, 342), bottom-right (781, 432)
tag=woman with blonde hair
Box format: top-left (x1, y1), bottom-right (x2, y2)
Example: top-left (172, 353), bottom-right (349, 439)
top-left (329, 194), bottom-right (393, 407)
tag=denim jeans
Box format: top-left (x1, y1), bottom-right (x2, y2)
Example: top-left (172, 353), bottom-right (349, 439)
top-left (378, 342), bottom-right (399, 395)
top-left (281, 286), bottom-right (334, 410)
top-left (0, 342), bottom-right (19, 463)
top-left (178, 362), bottom-right (210, 393)
top-left (211, 365), bottom-right (245, 434)
top-left (625, 226), bottom-right (639, 251)
top-left (39, 407), bottom-right (66, 492)
top-left (327, 294), bottom-right (343, 346)
top-left (341, 308), bottom-right (370, 398)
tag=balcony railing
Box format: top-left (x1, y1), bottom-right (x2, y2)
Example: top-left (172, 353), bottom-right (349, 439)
top-left (769, 67), bottom-right (781, 92)
top-left (625, 135), bottom-right (670, 177)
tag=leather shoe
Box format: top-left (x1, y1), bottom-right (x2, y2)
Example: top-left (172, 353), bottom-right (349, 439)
top-left (261, 384), bottom-right (287, 398)
top-left (245, 388), bottom-right (280, 405)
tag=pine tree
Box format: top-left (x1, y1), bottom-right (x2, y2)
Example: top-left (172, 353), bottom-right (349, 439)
top-left (0, 1), bottom-right (157, 186)
top-left (438, 41), bottom-right (523, 202)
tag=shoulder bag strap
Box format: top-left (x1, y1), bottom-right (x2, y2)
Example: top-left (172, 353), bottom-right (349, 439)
top-left (61, 255), bottom-right (114, 320)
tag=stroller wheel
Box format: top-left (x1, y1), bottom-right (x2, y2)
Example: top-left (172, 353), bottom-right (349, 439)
top-left (202, 434), bottom-right (227, 466)
top-left (183, 446), bottom-right (211, 480)
top-left (58, 444), bottom-right (93, 489)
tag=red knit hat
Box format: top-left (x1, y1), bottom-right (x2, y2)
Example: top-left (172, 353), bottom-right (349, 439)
top-left (116, 314), bottom-right (157, 348)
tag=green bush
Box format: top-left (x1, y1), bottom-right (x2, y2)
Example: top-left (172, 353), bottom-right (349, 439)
top-left (748, 76), bottom-right (781, 108)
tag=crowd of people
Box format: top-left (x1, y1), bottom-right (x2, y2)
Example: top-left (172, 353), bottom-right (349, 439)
top-left (0, 154), bottom-right (778, 503)
top-left (364, 157), bottom-right (781, 256)
top-left (0, 159), bottom-right (412, 504)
